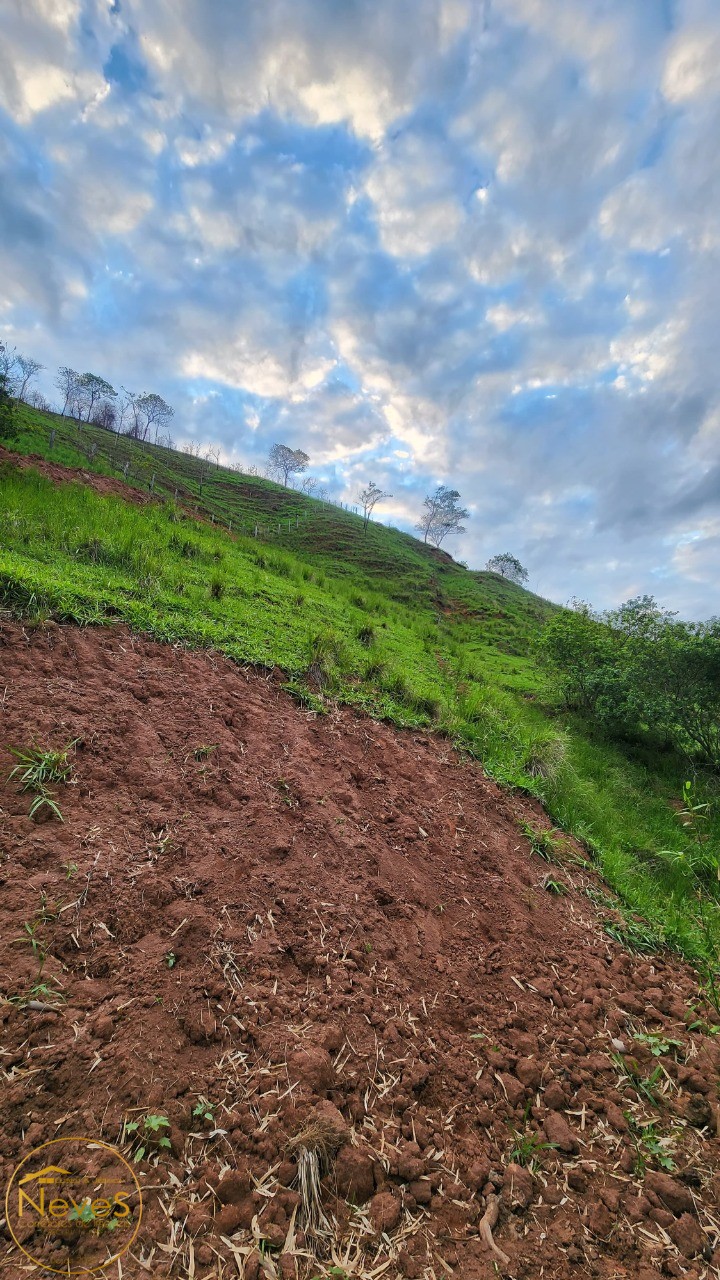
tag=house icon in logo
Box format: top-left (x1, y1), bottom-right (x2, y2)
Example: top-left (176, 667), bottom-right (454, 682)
top-left (18, 1166), bottom-right (72, 1187)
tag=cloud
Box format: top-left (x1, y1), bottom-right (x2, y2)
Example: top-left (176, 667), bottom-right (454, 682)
top-left (2, 0), bottom-right (720, 619)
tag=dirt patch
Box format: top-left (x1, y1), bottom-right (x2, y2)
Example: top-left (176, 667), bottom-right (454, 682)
top-left (0, 443), bottom-right (157, 507)
top-left (1, 620), bottom-right (720, 1278)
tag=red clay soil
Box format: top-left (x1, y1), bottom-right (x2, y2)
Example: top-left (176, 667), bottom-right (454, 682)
top-left (1, 621), bottom-right (720, 1280)
top-left (0, 443), bottom-right (156, 507)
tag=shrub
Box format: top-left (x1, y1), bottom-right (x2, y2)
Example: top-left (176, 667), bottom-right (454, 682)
top-left (538, 596), bottom-right (720, 768)
top-left (0, 374), bottom-right (18, 443)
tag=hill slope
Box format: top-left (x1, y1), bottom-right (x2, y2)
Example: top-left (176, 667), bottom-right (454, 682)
top-left (2, 413), bottom-right (719, 961)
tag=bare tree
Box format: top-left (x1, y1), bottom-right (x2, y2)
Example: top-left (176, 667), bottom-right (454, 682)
top-left (114, 392), bottom-right (133, 435)
top-left (358, 481), bottom-right (392, 533)
top-left (267, 443), bottom-right (310, 486)
top-left (16, 356), bottom-right (44, 402)
top-left (0, 343), bottom-right (20, 394)
top-left (55, 367), bottom-right (81, 417)
top-left (91, 399), bottom-right (117, 431)
top-left (300, 475), bottom-right (321, 495)
top-left (416, 485), bottom-right (469, 548)
top-left (122, 389), bottom-right (142, 437)
top-left (27, 390), bottom-right (51, 411)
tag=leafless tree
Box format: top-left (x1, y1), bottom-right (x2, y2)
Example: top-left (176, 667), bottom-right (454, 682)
top-left (300, 475), bottom-right (321, 495)
top-left (0, 342), bottom-right (20, 394)
top-left (114, 392), bottom-right (133, 435)
top-left (358, 481), bottom-right (392, 533)
top-left (91, 399), bottom-right (117, 431)
top-left (267, 443), bottom-right (310, 486)
top-left (27, 390), bottom-right (51, 411)
top-left (55, 367), bottom-right (81, 417)
top-left (15, 356), bottom-right (44, 402)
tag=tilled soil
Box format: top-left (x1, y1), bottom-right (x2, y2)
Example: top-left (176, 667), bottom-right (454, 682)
top-left (1, 620), bottom-right (720, 1279)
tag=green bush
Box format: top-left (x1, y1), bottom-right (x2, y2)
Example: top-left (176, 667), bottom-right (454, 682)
top-left (538, 596), bottom-right (720, 769)
top-left (0, 377), bottom-right (18, 443)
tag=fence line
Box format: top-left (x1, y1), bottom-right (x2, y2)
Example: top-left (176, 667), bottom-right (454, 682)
top-left (44, 421), bottom-right (392, 546)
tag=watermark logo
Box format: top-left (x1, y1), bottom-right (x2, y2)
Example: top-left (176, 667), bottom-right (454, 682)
top-left (5, 1136), bottom-right (142, 1275)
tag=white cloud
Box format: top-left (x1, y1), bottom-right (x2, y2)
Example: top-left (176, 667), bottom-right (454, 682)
top-left (131, 0), bottom-right (435, 140)
top-left (176, 129), bottom-right (235, 167)
top-left (3, 0), bottom-right (720, 617)
top-left (662, 27), bottom-right (720, 103)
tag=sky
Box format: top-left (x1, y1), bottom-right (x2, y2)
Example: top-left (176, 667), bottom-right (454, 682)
top-left (1, 0), bottom-right (719, 618)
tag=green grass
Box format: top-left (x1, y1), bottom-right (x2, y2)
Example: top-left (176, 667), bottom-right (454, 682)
top-left (2, 404), bottom-right (720, 969)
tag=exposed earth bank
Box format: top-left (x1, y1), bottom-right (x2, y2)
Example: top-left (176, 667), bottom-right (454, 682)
top-left (1, 620), bottom-right (720, 1279)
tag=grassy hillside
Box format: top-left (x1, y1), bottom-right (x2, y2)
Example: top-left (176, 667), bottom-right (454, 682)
top-left (2, 402), bottom-right (720, 967)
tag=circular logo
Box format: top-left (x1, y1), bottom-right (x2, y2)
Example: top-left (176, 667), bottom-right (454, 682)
top-left (5, 1136), bottom-right (143, 1275)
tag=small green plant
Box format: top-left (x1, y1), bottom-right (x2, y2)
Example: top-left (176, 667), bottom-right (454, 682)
top-left (67, 1198), bottom-right (119, 1233)
top-left (687, 1002), bottom-right (720, 1035)
top-left (165, 951), bottom-right (177, 968)
top-left (611, 1054), bottom-right (665, 1105)
top-left (193, 743), bottom-right (217, 761)
top-left (585, 886), bottom-right (618, 910)
top-left (520, 821), bottom-right (562, 864)
top-left (508, 1102), bottom-right (558, 1169)
top-left (10, 914), bottom-right (64, 1007)
top-left (62, 860), bottom-right (79, 879)
top-left (192, 1096), bottom-right (216, 1126)
top-left (627, 1116), bottom-right (677, 1175)
top-left (543, 877), bottom-right (568, 895)
top-left (28, 978), bottom-right (64, 1002)
top-left (17, 918), bottom-right (46, 963)
top-left (633, 1031), bottom-right (683, 1058)
top-left (8, 740), bottom-right (77, 788)
top-left (122, 1113), bottom-right (172, 1162)
top-left (29, 791), bottom-right (65, 821)
top-left (275, 778), bottom-right (295, 807)
top-left (603, 916), bottom-right (662, 954)
top-left (68, 1201), bottom-right (97, 1226)
top-left (7, 740), bottom-right (77, 822)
